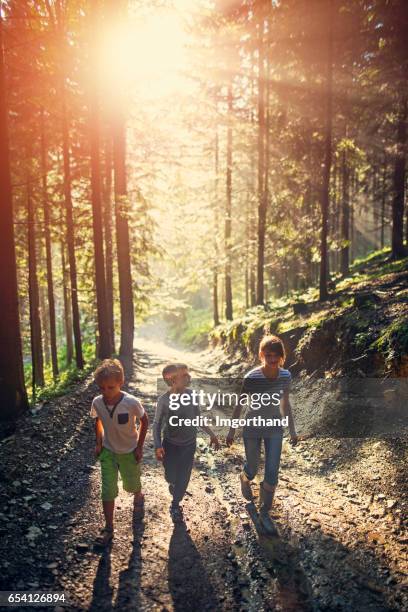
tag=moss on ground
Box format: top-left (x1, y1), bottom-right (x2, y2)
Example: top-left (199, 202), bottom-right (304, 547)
top-left (210, 249), bottom-right (408, 366)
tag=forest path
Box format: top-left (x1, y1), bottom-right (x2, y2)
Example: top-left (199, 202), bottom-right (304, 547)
top-left (0, 340), bottom-right (406, 611)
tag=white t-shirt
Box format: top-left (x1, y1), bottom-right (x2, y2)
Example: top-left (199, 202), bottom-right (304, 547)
top-left (90, 391), bottom-right (145, 454)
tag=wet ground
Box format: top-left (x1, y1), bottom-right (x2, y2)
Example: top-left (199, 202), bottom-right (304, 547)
top-left (0, 340), bottom-right (407, 611)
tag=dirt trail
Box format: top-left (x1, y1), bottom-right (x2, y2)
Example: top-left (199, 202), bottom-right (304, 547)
top-left (0, 341), bottom-right (407, 611)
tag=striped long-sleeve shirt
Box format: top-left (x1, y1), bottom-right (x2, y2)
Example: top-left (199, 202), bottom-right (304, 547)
top-left (242, 367), bottom-right (292, 438)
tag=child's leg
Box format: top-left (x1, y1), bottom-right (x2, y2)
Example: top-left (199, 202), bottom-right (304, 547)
top-left (172, 441), bottom-right (196, 505)
top-left (263, 435), bottom-right (283, 494)
top-left (240, 437), bottom-right (262, 500)
top-left (119, 451), bottom-right (143, 513)
top-left (162, 439), bottom-right (178, 490)
top-left (103, 501), bottom-right (115, 530)
top-left (243, 437), bottom-right (262, 481)
top-left (99, 448), bottom-right (119, 530)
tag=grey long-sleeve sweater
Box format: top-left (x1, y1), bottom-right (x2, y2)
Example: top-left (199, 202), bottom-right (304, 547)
top-left (152, 389), bottom-right (200, 449)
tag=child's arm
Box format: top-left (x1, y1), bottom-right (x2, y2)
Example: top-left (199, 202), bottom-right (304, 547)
top-left (225, 403), bottom-right (243, 446)
top-left (152, 398), bottom-right (166, 461)
top-left (95, 417), bottom-right (104, 456)
top-left (200, 424), bottom-right (221, 450)
top-left (134, 412), bottom-right (149, 462)
top-left (194, 402), bottom-right (220, 449)
top-left (281, 391), bottom-right (297, 445)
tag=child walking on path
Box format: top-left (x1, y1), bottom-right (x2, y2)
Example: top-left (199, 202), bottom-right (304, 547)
top-left (226, 335), bottom-right (297, 535)
top-left (153, 363), bottom-right (220, 522)
top-left (91, 359), bottom-right (149, 546)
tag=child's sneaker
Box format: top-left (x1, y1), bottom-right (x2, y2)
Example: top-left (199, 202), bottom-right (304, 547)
top-left (170, 503), bottom-right (183, 523)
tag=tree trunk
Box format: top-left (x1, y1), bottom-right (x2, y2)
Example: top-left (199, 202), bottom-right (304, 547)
top-left (225, 78), bottom-right (233, 321)
top-left (41, 112), bottom-right (59, 378)
top-left (62, 96), bottom-right (84, 368)
top-left (319, 0), bottom-right (334, 301)
top-left (263, 6), bottom-right (271, 300)
top-left (245, 187), bottom-right (251, 310)
top-left (250, 50), bottom-right (257, 307)
top-left (113, 110), bottom-right (134, 357)
top-left (40, 284), bottom-right (50, 365)
top-left (256, 2), bottom-right (266, 305)
top-left (213, 126), bottom-right (220, 326)
top-left (381, 153), bottom-right (387, 249)
top-left (391, 98), bottom-right (407, 259)
top-left (60, 239), bottom-right (73, 365)
top-left (27, 169), bottom-right (44, 389)
top-left (103, 135), bottom-right (115, 352)
top-left (51, 0), bottom-right (83, 369)
top-left (0, 15), bottom-right (28, 420)
top-left (340, 147), bottom-right (350, 276)
top-left (89, 0), bottom-right (111, 359)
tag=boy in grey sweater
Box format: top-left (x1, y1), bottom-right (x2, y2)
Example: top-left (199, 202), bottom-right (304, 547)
top-left (153, 363), bottom-right (220, 522)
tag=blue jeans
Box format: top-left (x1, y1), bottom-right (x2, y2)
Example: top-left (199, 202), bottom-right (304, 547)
top-left (243, 435), bottom-right (283, 486)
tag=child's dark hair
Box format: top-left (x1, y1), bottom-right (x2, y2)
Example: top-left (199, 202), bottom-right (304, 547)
top-left (94, 359), bottom-right (124, 384)
top-left (259, 335), bottom-right (286, 364)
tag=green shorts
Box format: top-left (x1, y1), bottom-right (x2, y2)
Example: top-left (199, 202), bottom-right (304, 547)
top-left (98, 447), bottom-right (141, 501)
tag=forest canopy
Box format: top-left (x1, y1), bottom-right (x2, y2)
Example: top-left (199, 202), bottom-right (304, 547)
top-left (0, 0), bottom-right (407, 420)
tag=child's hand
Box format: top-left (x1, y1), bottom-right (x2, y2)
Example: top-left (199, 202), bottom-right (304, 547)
top-left (155, 447), bottom-right (165, 461)
top-left (226, 429), bottom-right (235, 447)
top-left (95, 443), bottom-right (102, 457)
top-left (134, 445), bottom-right (143, 463)
top-left (289, 434), bottom-right (298, 446)
top-left (209, 434), bottom-right (220, 451)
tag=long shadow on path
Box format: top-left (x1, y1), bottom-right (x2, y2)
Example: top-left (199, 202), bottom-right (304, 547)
top-left (89, 545), bottom-right (113, 611)
top-left (114, 520), bottom-right (145, 610)
top-left (89, 519), bottom-right (145, 612)
top-left (168, 522), bottom-right (218, 612)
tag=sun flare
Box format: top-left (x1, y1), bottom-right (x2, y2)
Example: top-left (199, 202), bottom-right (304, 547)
top-left (99, 9), bottom-right (189, 99)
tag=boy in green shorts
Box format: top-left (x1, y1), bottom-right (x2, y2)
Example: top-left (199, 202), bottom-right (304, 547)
top-left (91, 359), bottom-right (149, 546)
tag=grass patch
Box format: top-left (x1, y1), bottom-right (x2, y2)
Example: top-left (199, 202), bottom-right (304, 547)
top-left (370, 317), bottom-right (408, 362)
top-left (25, 343), bottom-right (97, 405)
top-left (169, 308), bottom-right (213, 347)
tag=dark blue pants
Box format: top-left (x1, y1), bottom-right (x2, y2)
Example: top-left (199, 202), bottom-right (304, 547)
top-left (163, 439), bottom-right (196, 504)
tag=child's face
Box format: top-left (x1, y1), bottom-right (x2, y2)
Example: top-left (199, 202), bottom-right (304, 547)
top-left (164, 371), bottom-right (177, 387)
top-left (98, 376), bottom-right (123, 403)
top-left (260, 350), bottom-right (281, 368)
top-left (173, 367), bottom-right (191, 390)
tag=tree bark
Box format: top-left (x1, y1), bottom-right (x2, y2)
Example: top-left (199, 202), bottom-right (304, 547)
top-left (381, 153), bottom-right (387, 249)
top-left (0, 15), bottom-right (28, 420)
top-left (319, 0), bottom-right (334, 300)
top-left (263, 6), bottom-right (271, 299)
top-left (256, 1), bottom-right (266, 305)
top-left (113, 110), bottom-right (134, 357)
top-left (61, 96), bottom-right (84, 369)
top-left (41, 112), bottom-right (58, 378)
top-left (213, 126), bottom-right (220, 326)
top-left (89, 0), bottom-right (111, 358)
top-left (60, 239), bottom-right (73, 365)
top-left (103, 135), bottom-right (115, 352)
top-left (225, 78), bottom-right (233, 321)
top-left (391, 98), bottom-right (407, 259)
top-left (27, 167), bottom-right (44, 389)
top-left (40, 284), bottom-right (50, 365)
top-left (340, 148), bottom-right (350, 276)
